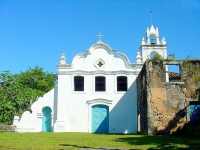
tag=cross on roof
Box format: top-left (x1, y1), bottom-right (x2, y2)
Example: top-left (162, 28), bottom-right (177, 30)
top-left (97, 32), bottom-right (103, 41)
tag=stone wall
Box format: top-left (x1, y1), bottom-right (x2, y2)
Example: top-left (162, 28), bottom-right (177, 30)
top-left (0, 125), bottom-right (16, 132)
top-left (137, 60), bottom-right (200, 134)
top-left (136, 63), bottom-right (148, 134)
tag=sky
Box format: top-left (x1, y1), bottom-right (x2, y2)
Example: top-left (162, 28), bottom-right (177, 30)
top-left (0, 0), bottom-right (200, 74)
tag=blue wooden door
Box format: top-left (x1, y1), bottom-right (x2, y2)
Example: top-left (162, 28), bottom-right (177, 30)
top-left (92, 105), bottom-right (109, 133)
top-left (190, 104), bottom-right (200, 121)
top-left (42, 107), bottom-right (52, 132)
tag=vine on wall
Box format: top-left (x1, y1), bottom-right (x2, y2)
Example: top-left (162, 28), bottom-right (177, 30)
top-left (182, 60), bottom-right (200, 100)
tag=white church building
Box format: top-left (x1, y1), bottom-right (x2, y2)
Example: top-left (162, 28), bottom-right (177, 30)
top-left (13, 25), bottom-right (167, 133)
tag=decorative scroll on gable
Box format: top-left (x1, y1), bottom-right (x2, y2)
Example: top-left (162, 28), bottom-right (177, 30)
top-left (71, 52), bottom-right (85, 65)
top-left (58, 40), bottom-right (138, 71)
top-left (86, 41), bottom-right (115, 56)
top-left (116, 52), bottom-right (135, 69)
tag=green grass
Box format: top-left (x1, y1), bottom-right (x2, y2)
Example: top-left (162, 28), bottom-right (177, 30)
top-left (0, 132), bottom-right (199, 150)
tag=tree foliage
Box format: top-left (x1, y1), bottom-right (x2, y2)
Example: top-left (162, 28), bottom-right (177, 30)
top-left (0, 66), bottom-right (56, 125)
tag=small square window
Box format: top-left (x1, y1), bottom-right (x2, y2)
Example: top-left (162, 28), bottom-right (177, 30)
top-left (117, 76), bottom-right (127, 91)
top-left (74, 76), bottom-right (84, 91)
top-left (95, 76), bottom-right (105, 91)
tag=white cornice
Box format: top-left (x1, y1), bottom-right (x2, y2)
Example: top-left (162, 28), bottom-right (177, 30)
top-left (57, 64), bottom-right (73, 69)
top-left (140, 45), bottom-right (167, 48)
top-left (57, 70), bottom-right (141, 75)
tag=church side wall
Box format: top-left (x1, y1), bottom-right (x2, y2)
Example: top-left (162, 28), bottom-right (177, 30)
top-left (109, 75), bottom-right (138, 133)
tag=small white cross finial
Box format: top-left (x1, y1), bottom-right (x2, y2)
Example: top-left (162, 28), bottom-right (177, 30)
top-left (97, 32), bottom-right (103, 41)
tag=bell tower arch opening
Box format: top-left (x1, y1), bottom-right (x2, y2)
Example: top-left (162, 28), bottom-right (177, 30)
top-left (150, 35), bottom-right (157, 45)
top-left (150, 51), bottom-right (159, 59)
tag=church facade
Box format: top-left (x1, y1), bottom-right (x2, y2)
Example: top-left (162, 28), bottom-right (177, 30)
top-left (13, 25), bottom-right (167, 133)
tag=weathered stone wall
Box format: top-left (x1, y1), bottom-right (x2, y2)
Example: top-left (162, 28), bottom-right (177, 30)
top-left (0, 125), bottom-right (16, 132)
top-left (136, 63), bottom-right (148, 134)
top-left (181, 60), bottom-right (200, 101)
top-left (137, 60), bottom-right (200, 135)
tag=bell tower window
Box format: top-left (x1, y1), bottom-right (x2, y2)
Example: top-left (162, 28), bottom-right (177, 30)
top-left (150, 35), bottom-right (156, 45)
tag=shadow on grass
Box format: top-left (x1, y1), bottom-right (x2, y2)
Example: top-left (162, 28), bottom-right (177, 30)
top-left (59, 144), bottom-right (132, 150)
top-left (114, 135), bottom-right (200, 150)
top-left (60, 143), bottom-right (92, 149)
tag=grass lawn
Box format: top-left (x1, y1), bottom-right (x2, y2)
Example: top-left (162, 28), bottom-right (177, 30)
top-left (0, 132), bottom-right (199, 150)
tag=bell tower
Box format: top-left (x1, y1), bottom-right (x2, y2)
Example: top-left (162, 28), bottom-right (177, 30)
top-left (140, 25), bottom-right (167, 62)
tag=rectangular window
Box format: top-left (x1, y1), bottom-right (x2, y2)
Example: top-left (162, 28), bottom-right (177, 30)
top-left (117, 76), bottom-right (127, 91)
top-left (166, 64), bottom-right (181, 82)
top-left (74, 76), bottom-right (84, 91)
top-left (95, 76), bottom-right (105, 91)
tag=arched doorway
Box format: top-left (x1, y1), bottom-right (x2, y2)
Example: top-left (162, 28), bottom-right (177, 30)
top-left (92, 105), bottom-right (109, 133)
top-left (42, 107), bottom-right (52, 132)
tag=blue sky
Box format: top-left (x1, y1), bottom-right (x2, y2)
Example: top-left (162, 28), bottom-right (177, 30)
top-left (0, 0), bottom-right (200, 74)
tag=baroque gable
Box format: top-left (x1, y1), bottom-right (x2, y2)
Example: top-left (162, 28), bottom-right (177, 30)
top-left (58, 40), bottom-right (138, 73)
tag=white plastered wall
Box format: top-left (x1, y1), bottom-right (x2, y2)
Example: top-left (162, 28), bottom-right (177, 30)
top-left (53, 41), bottom-right (140, 133)
top-left (14, 39), bottom-right (147, 133)
top-left (15, 88), bottom-right (57, 132)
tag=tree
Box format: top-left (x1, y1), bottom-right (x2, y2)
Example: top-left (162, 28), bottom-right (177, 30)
top-left (0, 66), bottom-right (56, 125)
